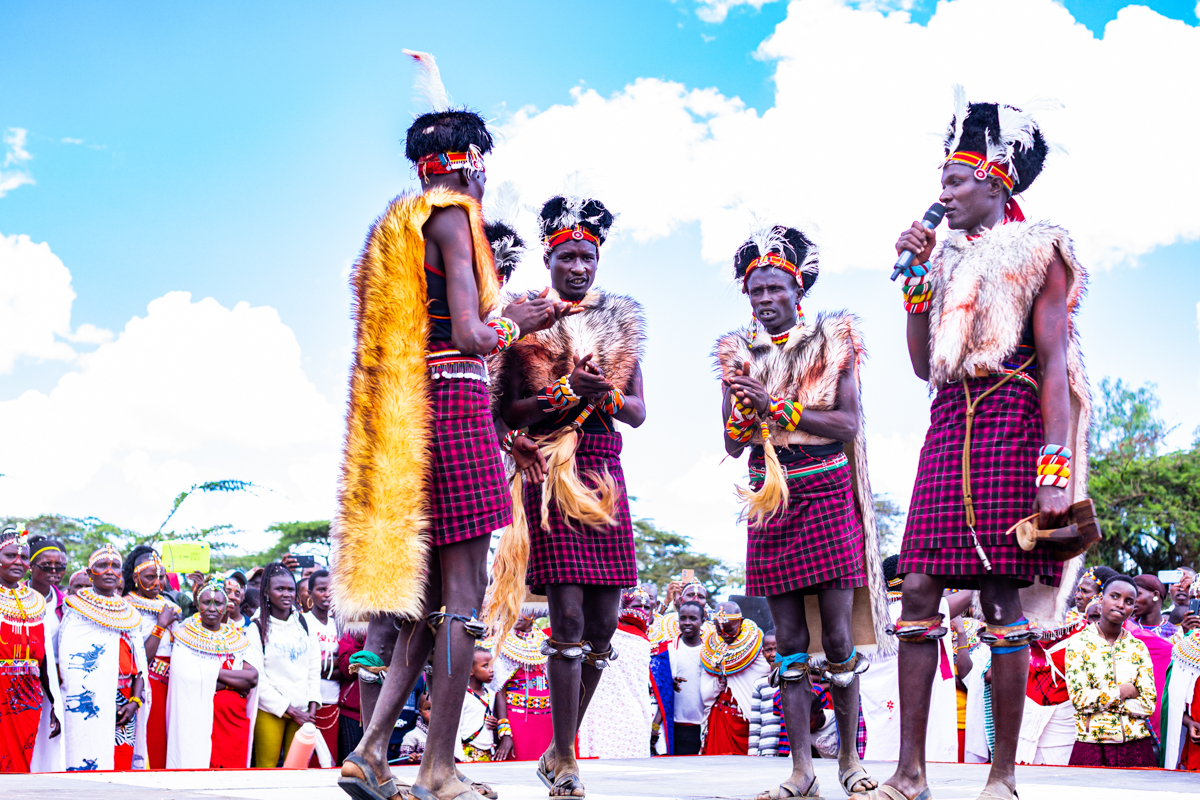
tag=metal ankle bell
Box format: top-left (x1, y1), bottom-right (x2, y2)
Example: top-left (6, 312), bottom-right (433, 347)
top-left (463, 618), bottom-right (488, 638)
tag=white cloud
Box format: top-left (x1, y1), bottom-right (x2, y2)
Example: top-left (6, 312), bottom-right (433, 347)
top-left (0, 233), bottom-right (91, 373)
top-left (0, 284), bottom-right (343, 537)
top-left (1, 128), bottom-right (35, 198)
top-left (61, 137), bottom-right (84, 145)
top-left (696, 0), bottom-right (782, 24)
top-left (492, 0), bottom-right (1200, 275)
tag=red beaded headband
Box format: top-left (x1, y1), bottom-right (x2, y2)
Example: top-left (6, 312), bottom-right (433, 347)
top-left (544, 226), bottom-right (601, 252)
top-left (416, 144), bottom-right (486, 180)
top-left (943, 151), bottom-right (1014, 192)
top-left (742, 251), bottom-right (799, 292)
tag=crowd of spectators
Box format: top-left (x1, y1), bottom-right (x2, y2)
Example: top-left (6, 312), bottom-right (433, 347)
top-left (2, 527), bottom-right (1198, 774)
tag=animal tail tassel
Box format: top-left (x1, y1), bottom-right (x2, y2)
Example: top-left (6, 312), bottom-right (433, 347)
top-left (483, 474), bottom-right (529, 641)
top-left (539, 428), bottom-right (618, 531)
top-left (737, 421), bottom-right (790, 527)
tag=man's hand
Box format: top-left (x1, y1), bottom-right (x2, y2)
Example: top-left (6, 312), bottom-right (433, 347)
top-left (512, 434), bottom-right (548, 485)
top-left (1180, 613), bottom-right (1200, 634)
top-left (569, 354), bottom-right (613, 398)
top-left (1187, 717), bottom-right (1200, 745)
top-left (484, 714), bottom-right (498, 730)
top-left (664, 581), bottom-right (683, 608)
top-left (286, 704), bottom-right (314, 725)
top-left (502, 288), bottom-right (570, 337)
top-left (1118, 682), bottom-right (1138, 700)
top-left (281, 554), bottom-right (300, 572)
top-left (673, 675), bottom-right (686, 692)
top-left (116, 701), bottom-right (139, 727)
top-left (1033, 486), bottom-right (1071, 530)
top-left (495, 736), bottom-right (514, 761)
top-left (725, 363), bottom-right (770, 416)
top-left (49, 709), bottom-right (61, 739)
top-left (186, 571), bottom-right (205, 597)
top-left (896, 221), bottom-right (936, 267)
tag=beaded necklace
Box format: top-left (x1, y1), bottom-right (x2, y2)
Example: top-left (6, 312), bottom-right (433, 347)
top-left (126, 593), bottom-right (181, 618)
top-left (65, 587), bottom-right (141, 632)
top-left (175, 616), bottom-right (249, 657)
top-left (1173, 633), bottom-right (1200, 673)
top-left (499, 628), bottom-right (548, 667)
top-left (700, 619), bottom-right (763, 676)
top-left (0, 584), bottom-right (46, 624)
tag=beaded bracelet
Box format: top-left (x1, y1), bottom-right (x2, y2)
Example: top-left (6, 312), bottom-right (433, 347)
top-left (902, 275), bottom-right (932, 314)
top-left (725, 400), bottom-right (757, 443)
top-left (126, 696), bottom-right (143, 709)
top-left (768, 397), bottom-right (803, 431)
top-left (150, 625), bottom-right (167, 640)
top-left (537, 376), bottom-right (581, 412)
top-left (500, 429), bottom-right (527, 454)
top-left (486, 317), bottom-right (520, 354)
top-left (1035, 444), bottom-right (1072, 489)
top-left (599, 388), bottom-right (625, 415)
top-left (496, 718), bottom-right (513, 739)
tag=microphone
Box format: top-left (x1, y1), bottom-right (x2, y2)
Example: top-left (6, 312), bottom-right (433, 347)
top-left (890, 202), bottom-right (946, 281)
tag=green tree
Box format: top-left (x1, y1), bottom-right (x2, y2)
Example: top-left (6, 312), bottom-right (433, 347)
top-left (1087, 378), bottom-right (1200, 573)
top-left (633, 517), bottom-right (737, 602)
top-left (225, 520), bottom-right (331, 569)
top-left (873, 494), bottom-right (905, 557)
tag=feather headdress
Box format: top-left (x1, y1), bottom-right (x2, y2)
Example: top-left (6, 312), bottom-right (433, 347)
top-left (538, 195), bottom-right (616, 250)
top-left (402, 49), bottom-right (493, 165)
top-left (485, 182), bottom-right (525, 283)
top-left (734, 225), bottom-right (819, 294)
top-left (402, 49), bottom-right (451, 113)
top-left (942, 85), bottom-right (1050, 196)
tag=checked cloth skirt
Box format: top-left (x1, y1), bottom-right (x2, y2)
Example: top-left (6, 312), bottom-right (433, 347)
top-left (898, 375), bottom-right (1063, 588)
top-left (744, 451), bottom-right (866, 598)
top-left (524, 430), bottom-right (637, 592)
top-left (427, 375), bottom-right (513, 547)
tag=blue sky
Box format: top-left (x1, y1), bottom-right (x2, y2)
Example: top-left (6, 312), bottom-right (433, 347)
top-left (3, 0), bottom-right (1199, 559)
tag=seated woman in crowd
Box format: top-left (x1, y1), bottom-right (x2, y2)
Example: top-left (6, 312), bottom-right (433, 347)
top-left (166, 578), bottom-right (259, 768)
top-left (1066, 574), bottom-right (1157, 768)
top-left (489, 604), bottom-right (553, 762)
top-left (247, 562), bottom-right (320, 768)
top-left (60, 545), bottom-right (147, 771)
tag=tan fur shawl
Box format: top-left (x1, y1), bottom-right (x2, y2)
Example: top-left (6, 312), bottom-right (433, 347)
top-left (332, 187), bottom-right (500, 628)
top-left (494, 289), bottom-right (645, 400)
top-left (926, 220), bottom-right (1092, 626)
top-left (713, 312), bottom-right (893, 656)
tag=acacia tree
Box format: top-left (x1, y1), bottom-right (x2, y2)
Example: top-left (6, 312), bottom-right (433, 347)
top-left (633, 518), bottom-right (737, 602)
top-left (1087, 378), bottom-right (1200, 573)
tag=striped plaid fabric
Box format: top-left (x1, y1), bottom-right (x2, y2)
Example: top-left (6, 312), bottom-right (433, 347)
top-left (810, 683), bottom-right (867, 758)
top-left (525, 431), bottom-right (637, 591)
top-left (898, 376), bottom-right (1063, 588)
top-left (745, 453), bottom-right (866, 597)
top-left (427, 376), bottom-right (513, 546)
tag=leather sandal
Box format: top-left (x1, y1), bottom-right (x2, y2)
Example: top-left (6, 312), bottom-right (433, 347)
top-left (756, 776), bottom-right (822, 800)
top-left (839, 767), bottom-right (877, 796)
top-left (339, 753), bottom-right (407, 800)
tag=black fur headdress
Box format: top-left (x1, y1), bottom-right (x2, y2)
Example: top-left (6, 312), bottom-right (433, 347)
top-left (485, 221), bottom-right (525, 284)
top-left (538, 196), bottom-right (615, 250)
top-left (734, 226), bottom-right (818, 295)
top-left (402, 50), bottom-right (493, 164)
top-left (943, 85), bottom-right (1048, 195)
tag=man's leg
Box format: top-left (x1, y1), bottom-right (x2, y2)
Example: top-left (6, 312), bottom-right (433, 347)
top-left (817, 587), bottom-right (874, 792)
top-left (542, 584), bottom-right (587, 796)
top-left (358, 616), bottom-right (400, 727)
top-left (977, 577), bottom-right (1028, 799)
top-left (869, 572), bottom-right (946, 800)
top-left (764, 590), bottom-right (817, 796)
top-left (413, 534), bottom-right (493, 796)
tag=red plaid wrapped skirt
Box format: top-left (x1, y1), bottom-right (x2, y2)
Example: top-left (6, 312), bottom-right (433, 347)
top-left (898, 376), bottom-right (1062, 588)
top-left (427, 375), bottom-right (513, 546)
top-left (745, 453), bottom-right (866, 597)
top-left (524, 430), bottom-right (637, 592)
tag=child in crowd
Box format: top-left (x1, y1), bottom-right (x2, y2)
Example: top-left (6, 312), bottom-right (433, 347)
top-left (458, 647), bottom-right (510, 762)
top-left (397, 693), bottom-right (431, 765)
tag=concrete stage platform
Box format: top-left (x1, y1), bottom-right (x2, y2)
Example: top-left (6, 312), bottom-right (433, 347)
top-left (6, 757), bottom-right (1196, 800)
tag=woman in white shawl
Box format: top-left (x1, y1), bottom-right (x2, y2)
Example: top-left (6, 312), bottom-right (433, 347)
top-left (59, 544), bottom-right (148, 771)
top-left (166, 578), bottom-right (259, 768)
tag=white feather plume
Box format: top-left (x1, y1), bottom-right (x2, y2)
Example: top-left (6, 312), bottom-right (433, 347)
top-left (538, 195), bottom-right (615, 243)
top-left (488, 181), bottom-right (521, 225)
top-left (745, 225), bottom-right (790, 262)
top-left (402, 49), bottom-right (451, 112)
top-left (945, 84), bottom-right (968, 155)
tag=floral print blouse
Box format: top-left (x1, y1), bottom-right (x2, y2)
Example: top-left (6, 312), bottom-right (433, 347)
top-left (1065, 623), bottom-right (1157, 743)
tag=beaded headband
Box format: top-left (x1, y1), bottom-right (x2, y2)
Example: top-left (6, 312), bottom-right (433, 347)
top-left (88, 543), bottom-right (121, 569)
top-left (135, 556), bottom-right (163, 576)
top-left (197, 577), bottom-right (228, 600)
top-left (943, 151), bottom-right (1015, 193)
top-left (741, 251), bottom-right (799, 292)
top-left (416, 144), bottom-right (486, 180)
top-left (714, 610), bottom-right (743, 624)
top-left (0, 524), bottom-right (28, 549)
top-left (544, 225), bottom-right (601, 253)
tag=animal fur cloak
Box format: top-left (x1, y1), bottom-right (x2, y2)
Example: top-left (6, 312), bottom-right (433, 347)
top-left (924, 220), bottom-right (1091, 627)
top-left (714, 312), bottom-right (893, 657)
top-left (332, 186), bottom-right (501, 627)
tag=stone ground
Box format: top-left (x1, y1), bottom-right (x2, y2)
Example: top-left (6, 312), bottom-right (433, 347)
top-left (6, 756), bottom-right (1195, 800)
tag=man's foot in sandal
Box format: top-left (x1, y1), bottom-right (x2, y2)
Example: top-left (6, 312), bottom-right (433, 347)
top-left (975, 780), bottom-right (1018, 800)
top-left (839, 764), bottom-right (877, 796)
top-left (455, 770), bottom-right (496, 800)
top-left (409, 777), bottom-right (485, 800)
top-left (535, 751), bottom-right (556, 790)
top-left (549, 771), bottom-right (585, 799)
top-left (339, 752), bottom-right (409, 800)
top-left (755, 774), bottom-right (822, 799)
top-left (848, 785), bottom-right (932, 800)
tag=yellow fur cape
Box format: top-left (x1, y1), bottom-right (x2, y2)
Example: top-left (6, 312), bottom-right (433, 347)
top-left (332, 187), bottom-right (500, 628)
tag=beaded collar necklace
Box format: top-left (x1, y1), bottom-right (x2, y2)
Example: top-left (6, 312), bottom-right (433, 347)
top-left (65, 587), bottom-right (141, 632)
top-left (1173, 633), bottom-right (1200, 673)
top-left (175, 616), bottom-right (249, 657)
top-left (126, 593), bottom-right (181, 617)
top-left (700, 619), bottom-right (763, 676)
top-left (0, 584), bottom-right (46, 623)
top-left (499, 627), bottom-right (548, 667)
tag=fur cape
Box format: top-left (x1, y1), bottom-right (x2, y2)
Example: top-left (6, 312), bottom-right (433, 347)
top-left (331, 187), bottom-right (500, 628)
top-left (713, 312), bottom-right (893, 657)
top-left (926, 220), bottom-right (1091, 627)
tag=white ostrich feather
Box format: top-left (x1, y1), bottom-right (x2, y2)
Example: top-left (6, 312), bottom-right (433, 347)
top-left (402, 49), bottom-right (451, 112)
top-left (945, 84), bottom-right (968, 155)
top-left (488, 181), bottom-right (521, 224)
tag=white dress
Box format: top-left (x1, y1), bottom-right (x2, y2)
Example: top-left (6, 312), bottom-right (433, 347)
top-left (576, 627), bottom-right (653, 758)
